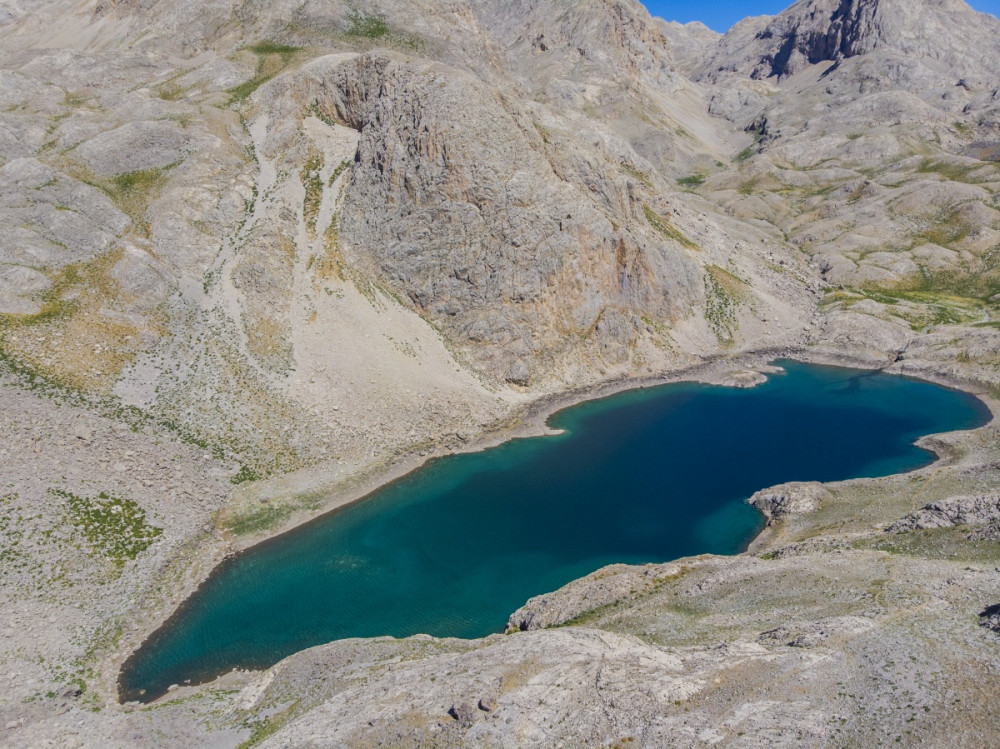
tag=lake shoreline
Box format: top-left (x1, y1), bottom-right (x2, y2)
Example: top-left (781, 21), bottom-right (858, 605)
top-left (231, 344), bottom-right (996, 554)
top-left (115, 345), bottom-right (998, 705)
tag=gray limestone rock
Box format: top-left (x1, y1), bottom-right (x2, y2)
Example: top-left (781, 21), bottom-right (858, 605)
top-left (447, 702), bottom-right (476, 727)
top-left (748, 481), bottom-right (830, 522)
top-left (887, 494), bottom-right (1000, 534)
top-left (73, 121), bottom-right (189, 177)
top-left (698, 0), bottom-right (1000, 84)
top-left (0, 158), bottom-right (129, 268)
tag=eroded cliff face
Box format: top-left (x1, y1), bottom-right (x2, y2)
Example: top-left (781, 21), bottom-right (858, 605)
top-left (321, 51), bottom-right (710, 383)
top-left (700, 0), bottom-right (997, 81)
top-left (2, 0), bottom-right (1000, 745)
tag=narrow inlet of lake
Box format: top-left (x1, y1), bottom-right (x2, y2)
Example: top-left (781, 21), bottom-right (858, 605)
top-left (119, 361), bottom-right (991, 702)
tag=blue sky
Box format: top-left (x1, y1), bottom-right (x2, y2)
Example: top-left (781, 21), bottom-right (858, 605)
top-left (640, 0), bottom-right (1000, 32)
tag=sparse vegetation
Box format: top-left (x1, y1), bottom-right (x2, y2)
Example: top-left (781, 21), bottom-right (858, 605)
top-left (916, 157), bottom-right (992, 184)
top-left (855, 526), bottom-right (1000, 564)
top-left (704, 264), bottom-right (748, 343)
top-left (225, 503), bottom-right (294, 536)
top-left (0, 493), bottom-right (23, 564)
top-left (737, 176), bottom-right (761, 195)
top-left (109, 165), bottom-right (176, 226)
top-left (622, 163), bottom-right (652, 187)
top-left (643, 205), bottom-right (699, 250)
top-left (345, 10), bottom-right (390, 39)
top-left (249, 41), bottom-right (300, 55)
top-left (228, 42), bottom-right (302, 103)
top-left (823, 277), bottom-right (992, 331)
top-left (156, 83), bottom-right (186, 101)
top-left (884, 266), bottom-right (1000, 304)
top-left (235, 701), bottom-right (301, 748)
top-left (0, 248), bottom-right (152, 392)
top-left (313, 214), bottom-right (346, 281)
top-left (328, 158), bottom-right (351, 187)
top-left (301, 150), bottom-right (324, 235)
top-left (51, 489), bottom-right (162, 568)
top-left (231, 464), bottom-right (262, 485)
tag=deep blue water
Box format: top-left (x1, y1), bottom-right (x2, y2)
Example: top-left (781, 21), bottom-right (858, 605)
top-left (119, 361), bottom-right (990, 702)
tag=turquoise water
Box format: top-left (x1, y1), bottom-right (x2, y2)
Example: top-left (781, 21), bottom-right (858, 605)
top-left (119, 361), bottom-right (990, 702)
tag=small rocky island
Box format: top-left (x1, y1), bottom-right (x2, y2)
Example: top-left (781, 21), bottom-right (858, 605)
top-left (2, 0), bottom-right (1000, 745)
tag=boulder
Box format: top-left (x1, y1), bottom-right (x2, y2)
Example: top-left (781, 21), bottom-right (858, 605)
top-left (448, 702), bottom-right (475, 727)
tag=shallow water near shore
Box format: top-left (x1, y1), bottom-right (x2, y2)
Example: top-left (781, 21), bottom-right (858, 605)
top-left (120, 361), bottom-right (990, 702)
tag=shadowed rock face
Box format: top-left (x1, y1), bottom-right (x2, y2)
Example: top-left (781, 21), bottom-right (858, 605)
top-left (700, 0), bottom-right (1000, 81)
top-left (755, 0), bottom-right (884, 77)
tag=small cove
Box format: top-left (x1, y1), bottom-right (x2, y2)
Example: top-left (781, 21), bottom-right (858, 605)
top-left (119, 361), bottom-right (991, 702)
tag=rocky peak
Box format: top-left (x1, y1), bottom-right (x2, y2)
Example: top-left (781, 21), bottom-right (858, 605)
top-left (699, 0), bottom-right (999, 81)
top-left (760, 0), bottom-right (883, 75)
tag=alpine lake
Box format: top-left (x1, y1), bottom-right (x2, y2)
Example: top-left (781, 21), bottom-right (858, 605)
top-left (119, 361), bottom-right (991, 702)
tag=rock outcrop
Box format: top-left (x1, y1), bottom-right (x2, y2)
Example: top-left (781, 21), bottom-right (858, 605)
top-left (749, 481), bottom-right (829, 522)
top-left (887, 494), bottom-right (1000, 538)
top-left (699, 0), bottom-right (1000, 82)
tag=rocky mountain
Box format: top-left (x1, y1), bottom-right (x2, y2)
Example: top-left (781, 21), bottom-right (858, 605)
top-left (700, 0), bottom-right (1000, 81)
top-left (1, 0), bottom-right (1000, 746)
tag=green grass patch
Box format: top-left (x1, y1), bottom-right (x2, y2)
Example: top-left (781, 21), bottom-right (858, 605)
top-left (249, 41), bottom-right (300, 55)
top-left (328, 158), bottom-right (351, 187)
top-left (225, 503), bottom-right (294, 536)
top-left (0, 493), bottom-right (24, 564)
top-left (345, 10), bottom-right (390, 39)
top-left (677, 174), bottom-right (705, 187)
top-left (228, 42), bottom-right (302, 103)
top-left (52, 489), bottom-right (162, 568)
top-left (737, 176), bottom-right (762, 196)
top-left (339, 10), bottom-right (423, 50)
top-left (878, 267), bottom-right (1000, 304)
top-left (830, 280), bottom-right (990, 331)
top-left (111, 169), bottom-right (166, 206)
top-left (916, 157), bottom-right (992, 184)
top-left (643, 205), bottom-right (699, 250)
top-left (734, 146), bottom-right (756, 163)
top-left (0, 262), bottom-right (83, 329)
top-left (62, 164), bottom-right (180, 232)
top-left (230, 464), bottom-right (262, 485)
top-left (235, 701), bottom-right (301, 748)
top-left (156, 84), bottom-right (186, 101)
